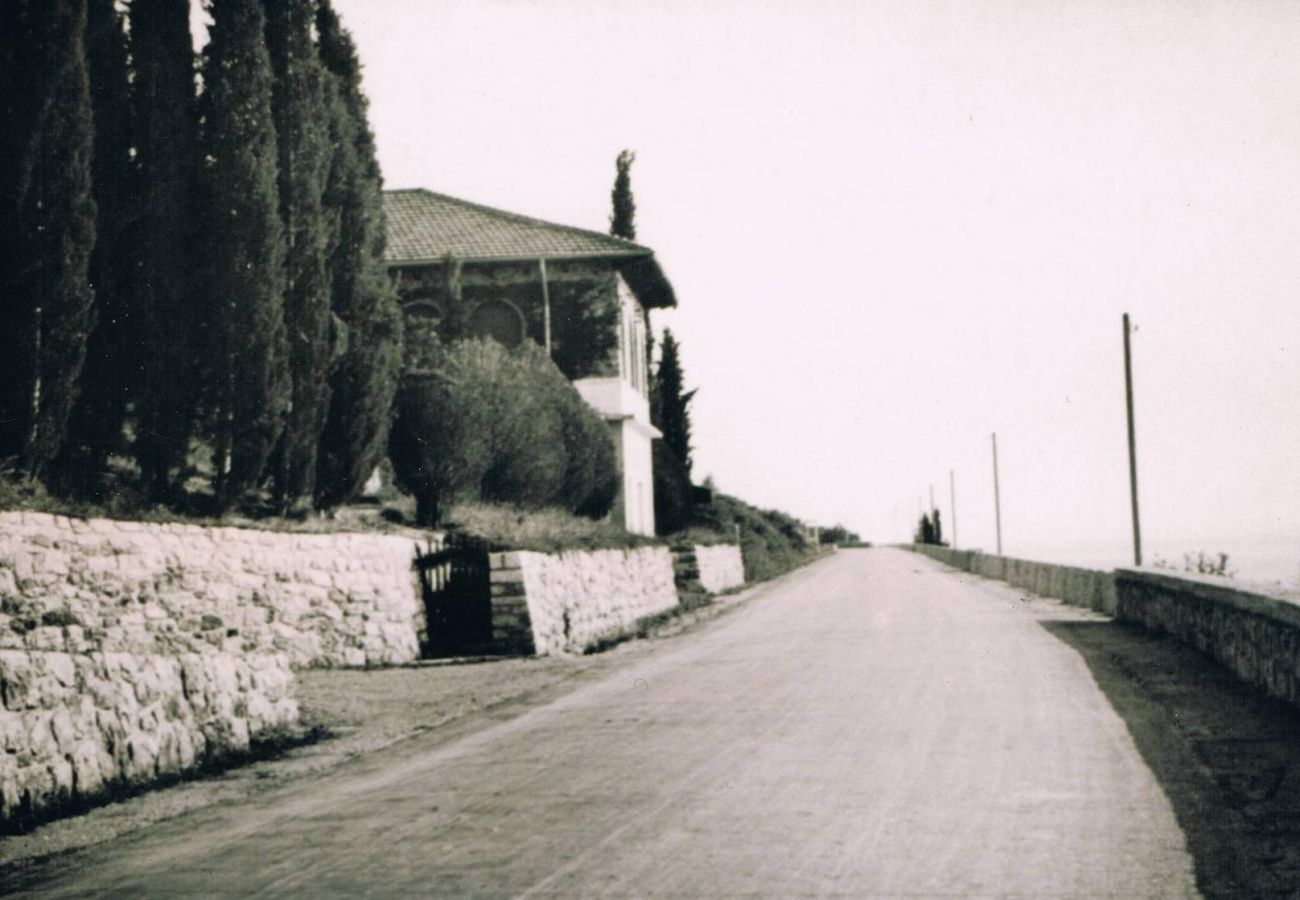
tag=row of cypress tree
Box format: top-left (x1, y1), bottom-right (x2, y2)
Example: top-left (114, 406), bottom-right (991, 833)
top-left (0, 0), bottom-right (400, 514)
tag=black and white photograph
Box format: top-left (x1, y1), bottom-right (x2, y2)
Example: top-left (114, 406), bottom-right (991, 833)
top-left (2, 0), bottom-right (1299, 895)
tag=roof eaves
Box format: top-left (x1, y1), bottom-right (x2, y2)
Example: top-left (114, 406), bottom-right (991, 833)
top-left (385, 187), bottom-right (655, 256)
top-left (386, 248), bottom-right (653, 268)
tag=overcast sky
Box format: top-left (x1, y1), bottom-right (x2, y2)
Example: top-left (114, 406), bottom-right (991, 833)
top-left (327, 0), bottom-right (1299, 580)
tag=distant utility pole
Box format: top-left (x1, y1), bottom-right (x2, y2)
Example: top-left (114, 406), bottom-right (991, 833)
top-left (949, 469), bottom-right (957, 549)
top-left (991, 432), bottom-right (1003, 555)
top-left (1123, 313), bottom-right (1143, 566)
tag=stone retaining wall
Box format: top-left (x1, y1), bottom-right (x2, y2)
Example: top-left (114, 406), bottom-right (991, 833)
top-left (0, 511), bottom-right (438, 828)
top-left (693, 545), bottom-right (745, 595)
top-left (1114, 568), bottom-right (1300, 709)
top-left (670, 544), bottom-right (745, 598)
top-left (489, 547), bottom-right (679, 655)
top-left (1, 648), bottom-right (297, 828)
top-left (0, 512), bottom-right (430, 668)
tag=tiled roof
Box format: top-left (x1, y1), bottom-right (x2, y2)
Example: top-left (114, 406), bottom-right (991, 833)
top-left (383, 188), bottom-right (653, 264)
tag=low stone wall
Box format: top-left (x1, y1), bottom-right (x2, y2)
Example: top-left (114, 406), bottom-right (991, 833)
top-left (1114, 569), bottom-right (1300, 709)
top-left (913, 543), bottom-right (1300, 714)
top-left (1, 648), bottom-right (297, 828)
top-left (671, 544), bottom-right (745, 598)
top-left (910, 545), bottom-right (1116, 615)
top-left (489, 547), bottom-right (679, 655)
top-left (693, 545), bottom-right (745, 594)
top-left (0, 512), bottom-right (430, 668)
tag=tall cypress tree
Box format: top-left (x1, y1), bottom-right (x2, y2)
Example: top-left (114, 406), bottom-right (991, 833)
top-left (264, 0), bottom-right (333, 511)
top-left (0, 0), bottom-right (97, 479)
top-left (610, 149), bottom-right (636, 240)
top-left (313, 0), bottom-right (402, 510)
top-left (130, 0), bottom-right (200, 502)
top-left (51, 0), bottom-right (135, 496)
top-left (653, 329), bottom-right (696, 480)
top-left (199, 0), bottom-right (289, 509)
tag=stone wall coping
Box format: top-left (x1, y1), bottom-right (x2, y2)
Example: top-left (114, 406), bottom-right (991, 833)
top-left (0, 510), bottom-right (441, 548)
top-left (1114, 567), bottom-right (1300, 628)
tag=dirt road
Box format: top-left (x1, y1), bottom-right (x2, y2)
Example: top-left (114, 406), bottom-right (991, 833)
top-left (7, 549), bottom-right (1196, 897)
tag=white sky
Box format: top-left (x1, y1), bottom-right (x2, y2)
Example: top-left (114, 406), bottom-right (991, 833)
top-left (328, 0), bottom-right (1299, 577)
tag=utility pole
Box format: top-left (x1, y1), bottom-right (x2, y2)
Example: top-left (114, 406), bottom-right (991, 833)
top-left (991, 432), bottom-right (1003, 555)
top-left (1123, 313), bottom-right (1143, 566)
top-left (950, 469), bottom-right (957, 549)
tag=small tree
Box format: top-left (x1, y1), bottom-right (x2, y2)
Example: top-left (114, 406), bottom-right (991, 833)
top-left (0, 0), bottom-right (98, 479)
top-left (610, 149), bottom-right (636, 240)
top-left (198, 0), bottom-right (289, 509)
top-left (653, 329), bottom-right (696, 479)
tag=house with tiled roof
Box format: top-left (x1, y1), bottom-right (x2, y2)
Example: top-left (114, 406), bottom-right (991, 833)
top-left (382, 188), bottom-right (676, 536)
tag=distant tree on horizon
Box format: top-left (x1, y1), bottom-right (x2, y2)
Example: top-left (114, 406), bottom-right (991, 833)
top-left (198, 0), bottom-right (290, 509)
top-left (610, 149), bottom-right (636, 241)
top-left (0, 0), bottom-right (98, 480)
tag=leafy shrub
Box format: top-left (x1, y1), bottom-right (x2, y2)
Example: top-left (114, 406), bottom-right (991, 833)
top-left (388, 339), bottom-right (619, 526)
top-left (1153, 551), bottom-right (1234, 578)
top-left (514, 343), bottom-right (619, 519)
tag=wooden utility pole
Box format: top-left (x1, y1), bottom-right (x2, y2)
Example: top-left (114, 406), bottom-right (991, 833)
top-left (1123, 313), bottom-right (1143, 566)
top-left (950, 469), bottom-right (957, 549)
top-left (991, 432), bottom-right (1003, 554)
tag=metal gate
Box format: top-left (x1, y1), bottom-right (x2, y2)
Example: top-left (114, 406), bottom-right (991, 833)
top-left (413, 539), bottom-right (492, 657)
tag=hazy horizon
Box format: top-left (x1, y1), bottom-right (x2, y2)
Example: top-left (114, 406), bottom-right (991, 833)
top-left (323, 0), bottom-right (1298, 584)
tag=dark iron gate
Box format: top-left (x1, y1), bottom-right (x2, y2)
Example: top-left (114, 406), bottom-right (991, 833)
top-left (413, 538), bottom-right (492, 657)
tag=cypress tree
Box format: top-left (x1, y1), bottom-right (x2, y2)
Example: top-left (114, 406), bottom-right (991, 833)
top-left (51, 0), bottom-right (135, 496)
top-left (313, 0), bottom-right (403, 510)
top-left (653, 329), bottom-right (696, 479)
top-left (128, 0), bottom-right (199, 502)
top-left (0, 0), bottom-right (97, 479)
top-left (198, 0), bottom-right (289, 509)
top-left (610, 149), bottom-right (636, 240)
top-left (264, 0), bottom-right (334, 511)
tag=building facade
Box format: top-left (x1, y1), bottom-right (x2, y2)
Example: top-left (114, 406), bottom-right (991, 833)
top-left (382, 189), bottom-right (676, 535)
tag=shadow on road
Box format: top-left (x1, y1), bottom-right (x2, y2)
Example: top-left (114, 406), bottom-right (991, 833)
top-left (1043, 619), bottom-right (1300, 898)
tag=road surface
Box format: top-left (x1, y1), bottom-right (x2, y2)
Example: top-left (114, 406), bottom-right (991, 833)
top-left (8, 548), bottom-right (1197, 897)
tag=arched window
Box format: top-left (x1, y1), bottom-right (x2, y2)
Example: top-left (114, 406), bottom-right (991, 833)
top-left (403, 301), bottom-right (443, 371)
top-left (468, 299), bottom-right (525, 348)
